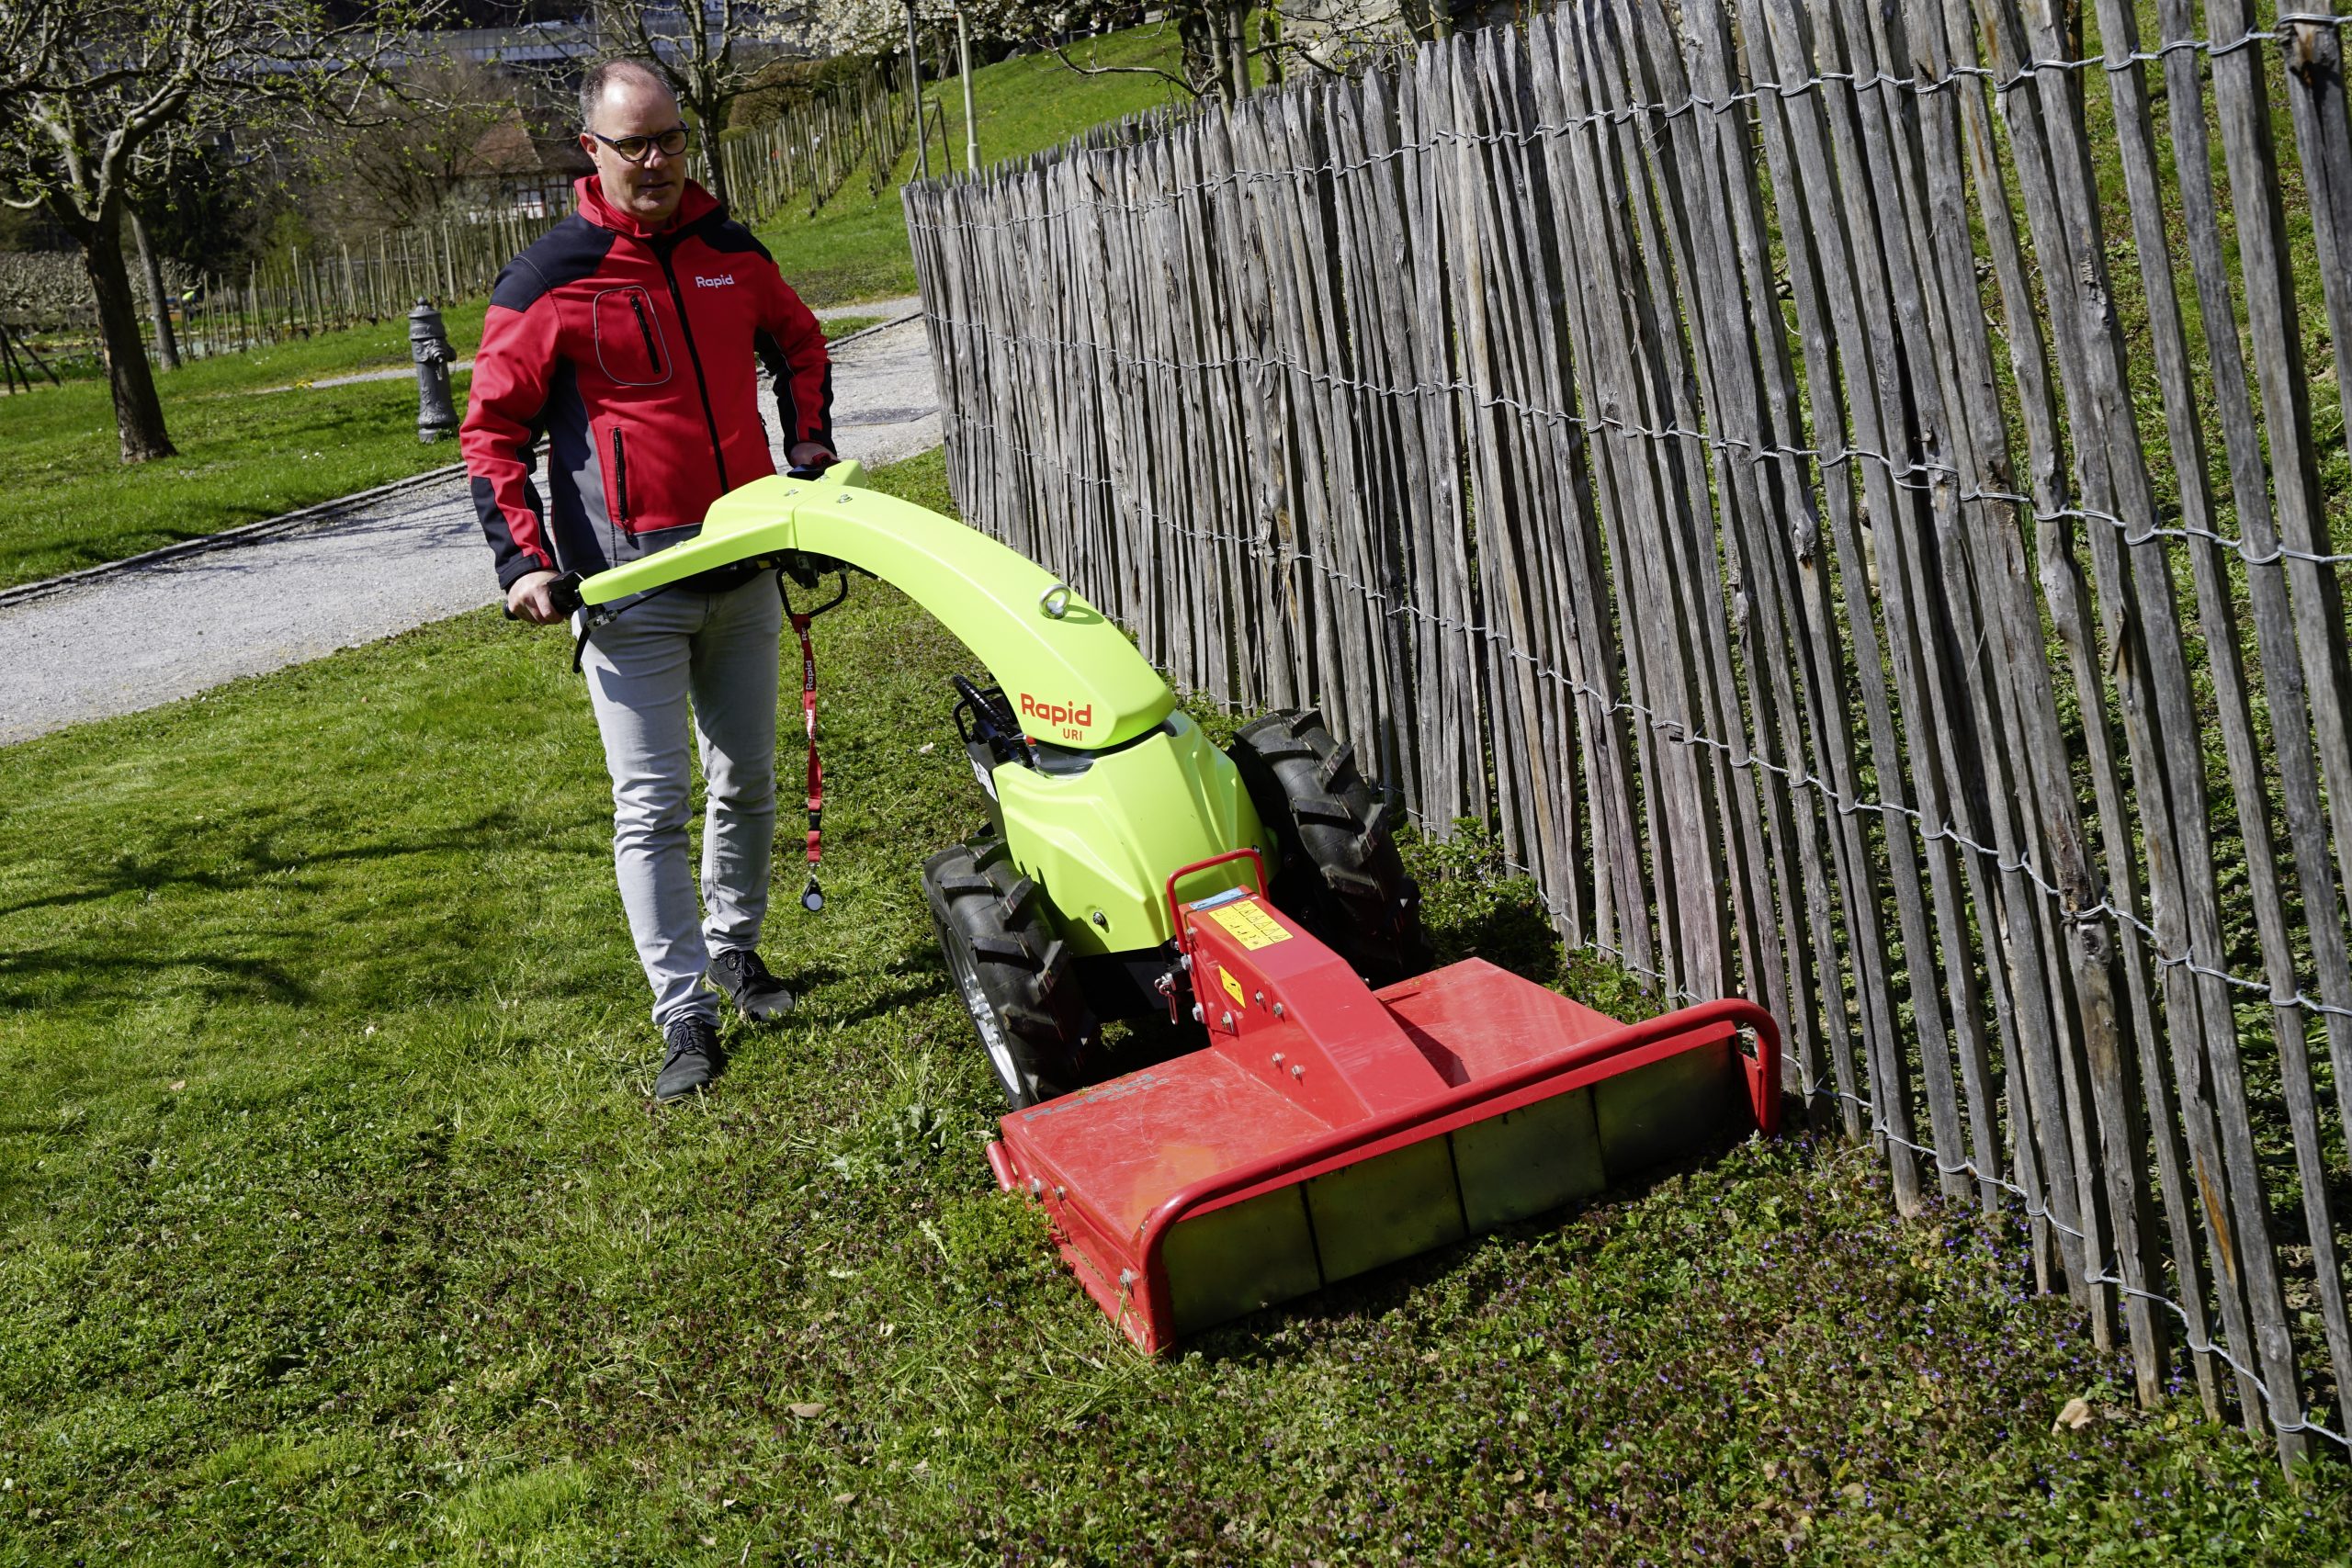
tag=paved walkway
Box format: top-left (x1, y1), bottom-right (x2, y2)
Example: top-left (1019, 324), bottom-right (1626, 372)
top-left (287, 299), bottom-right (921, 391)
top-left (0, 314), bottom-right (939, 746)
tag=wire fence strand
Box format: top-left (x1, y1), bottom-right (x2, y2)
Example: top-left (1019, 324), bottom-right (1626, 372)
top-left (907, 14), bottom-right (2352, 231)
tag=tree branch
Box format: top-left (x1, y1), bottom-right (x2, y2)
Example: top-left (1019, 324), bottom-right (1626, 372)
top-left (1043, 41), bottom-right (1198, 96)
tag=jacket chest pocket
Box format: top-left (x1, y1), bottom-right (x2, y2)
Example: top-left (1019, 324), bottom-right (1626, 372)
top-left (592, 286), bottom-right (672, 387)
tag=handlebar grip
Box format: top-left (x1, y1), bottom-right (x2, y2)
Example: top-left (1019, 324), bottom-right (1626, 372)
top-left (503, 572), bottom-right (584, 621)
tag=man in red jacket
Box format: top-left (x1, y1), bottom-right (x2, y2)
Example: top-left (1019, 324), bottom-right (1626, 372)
top-left (462, 58), bottom-right (833, 1102)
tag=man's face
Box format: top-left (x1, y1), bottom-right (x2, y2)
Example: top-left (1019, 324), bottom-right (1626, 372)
top-left (582, 75), bottom-right (688, 229)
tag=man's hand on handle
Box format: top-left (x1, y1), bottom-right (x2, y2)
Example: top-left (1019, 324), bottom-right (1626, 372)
top-left (507, 570), bottom-right (568, 625)
top-left (503, 446), bottom-right (836, 625)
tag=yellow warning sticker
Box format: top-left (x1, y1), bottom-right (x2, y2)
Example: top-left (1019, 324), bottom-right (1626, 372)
top-left (1220, 967), bottom-right (1248, 1007)
top-left (1204, 900), bottom-right (1291, 950)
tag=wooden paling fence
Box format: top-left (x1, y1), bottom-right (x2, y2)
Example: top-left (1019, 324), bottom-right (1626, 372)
top-left (136, 210), bottom-right (563, 365)
top-left (710, 62), bottom-right (918, 228)
top-left (906, 0), bottom-right (2352, 1467)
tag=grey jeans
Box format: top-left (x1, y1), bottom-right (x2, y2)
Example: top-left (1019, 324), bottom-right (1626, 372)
top-left (581, 573), bottom-right (782, 1026)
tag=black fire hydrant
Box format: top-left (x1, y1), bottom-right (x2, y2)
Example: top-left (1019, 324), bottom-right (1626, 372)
top-left (409, 299), bottom-right (460, 443)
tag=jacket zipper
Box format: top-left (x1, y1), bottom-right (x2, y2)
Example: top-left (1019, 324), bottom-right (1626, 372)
top-left (611, 425), bottom-right (629, 524)
top-left (654, 237), bottom-right (729, 493)
top-left (628, 290), bottom-right (662, 376)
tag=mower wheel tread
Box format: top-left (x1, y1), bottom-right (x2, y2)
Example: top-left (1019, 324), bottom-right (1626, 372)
top-left (1247, 738), bottom-right (1317, 765)
top-left (1291, 791), bottom-right (1360, 828)
top-left (1321, 866), bottom-right (1385, 898)
top-left (1314, 741), bottom-right (1357, 792)
top-left (922, 835), bottom-right (1094, 1109)
top-left (999, 875), bottom-right (1042, 928)
top-left (1228, 710), bottom-right (1431, 987)
top-left (968, 932), bottom-right (1037, 968)
top-left (1002, 1001), bottom-right (1061, 1030)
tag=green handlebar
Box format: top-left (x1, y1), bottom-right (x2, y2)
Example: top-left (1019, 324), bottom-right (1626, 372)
top-left (573, 466), bottom-right (1176, 750)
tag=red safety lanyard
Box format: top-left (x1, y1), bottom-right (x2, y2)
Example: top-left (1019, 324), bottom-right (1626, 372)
top-left (792, 607), bottom-right (825, 910)
top-left (779, 568), bottom-right (848, 913)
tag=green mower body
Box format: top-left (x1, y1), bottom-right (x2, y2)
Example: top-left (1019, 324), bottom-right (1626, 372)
top-left (571, 466), bottom-right (1777, 1351)
top-left (579, 468), bottom-right (1275, 955)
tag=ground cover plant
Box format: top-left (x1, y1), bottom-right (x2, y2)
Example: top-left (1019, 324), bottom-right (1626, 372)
top-left (0, 304), bottom-right (488, 592)
top-left (3, 451), bottom-right (2347, 1564)
top-left (754, 26), bottom-right (1193, 305)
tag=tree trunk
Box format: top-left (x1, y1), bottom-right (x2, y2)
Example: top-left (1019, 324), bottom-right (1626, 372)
top-left (130, 208), bottom-right (182, 371)
top-left (703, 127), bottom-right (733, 210)
top-left (691, 89), bottom-right (735, 210)
top-left (1179, 9), bottom-right (1221, 99)
top-left (75, 206), bottom-right (175, 463)
top-left (1180, 2), bottom-right (1253, 102)
top-left (1224, 2), bottom-right (1250, 96)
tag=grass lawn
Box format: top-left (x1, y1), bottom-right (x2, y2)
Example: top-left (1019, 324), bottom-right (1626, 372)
top-left (2, 448), bottom-right (2345, 1564)
top-left (814, 313), bottom-right (890, 339)
top-left (756, 27), bottom-right (1194, 305)
top-left (0, 306), bottom-right (488, 593)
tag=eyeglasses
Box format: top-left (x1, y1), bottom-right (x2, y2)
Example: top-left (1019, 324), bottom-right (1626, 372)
top-left (589, 126), bottom-right (692, 164)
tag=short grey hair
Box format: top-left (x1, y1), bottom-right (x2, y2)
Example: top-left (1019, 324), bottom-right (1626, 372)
top-left (580, 59), bottom-right (672, 130)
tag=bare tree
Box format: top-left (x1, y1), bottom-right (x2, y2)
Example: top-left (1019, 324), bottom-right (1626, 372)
top-left (127, 203), bottom-right (179, 369)
top-left (0, 0), bottom-right (437, 464)
top-left (591, 0), bottom-right (812, 212)
top-left (306, 49), bottom-right (515, 235)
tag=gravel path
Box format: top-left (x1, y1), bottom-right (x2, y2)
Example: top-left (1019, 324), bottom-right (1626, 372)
top-left (302, 360), bottom-right (476, 390)
top-left (283, 299), bottom-right (922, 391)
top-left (0, 314), bottom-right (938, 747)
top-left (816, 296), bottom-right (920, 320)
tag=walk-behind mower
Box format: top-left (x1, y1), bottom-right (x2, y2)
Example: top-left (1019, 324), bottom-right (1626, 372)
top-left (575, 463), bottom-right (1781, 1350)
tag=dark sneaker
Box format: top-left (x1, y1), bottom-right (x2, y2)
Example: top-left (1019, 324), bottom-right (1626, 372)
top-left (707, 947), bottom-right (797, 1021)
top-left (655, 1014), bottom-right (727, 1101)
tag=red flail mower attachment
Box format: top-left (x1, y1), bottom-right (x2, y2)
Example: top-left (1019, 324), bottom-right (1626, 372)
top-left (985, 852), bottom-right (1781, 1351)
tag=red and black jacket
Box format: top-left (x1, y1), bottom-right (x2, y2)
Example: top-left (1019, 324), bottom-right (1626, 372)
top-left (462, 176), bottom-right (833, 590)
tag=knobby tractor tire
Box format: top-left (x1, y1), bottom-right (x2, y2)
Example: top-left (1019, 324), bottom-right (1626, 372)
top-left (1227, 707), bottom-right (1431, 987)
top-left (921, 834), bottom-right (1095, 1110)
